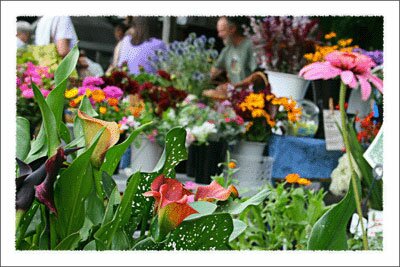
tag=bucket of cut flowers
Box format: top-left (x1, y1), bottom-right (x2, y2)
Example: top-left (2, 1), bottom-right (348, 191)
top-left (230, 83), bottom-right (302, 196)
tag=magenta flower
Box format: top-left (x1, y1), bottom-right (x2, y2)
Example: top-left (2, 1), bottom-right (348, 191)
top-left (299, 51), bottom-right (383, 101)
top-left (103, 86), bottom-right (124, 99)
top-left (82, 76), bottom-right (104, 87)
top-left (17, 77), bottom-right (21, 87)
top-left (19, 84), bottom-right (30, 91)
top-left (21, 89), bottom-right (34, 99)
top-left (40, 89), bottom-right (51, 98)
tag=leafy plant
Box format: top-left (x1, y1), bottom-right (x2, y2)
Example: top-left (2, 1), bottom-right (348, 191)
top-left (230, 182), bottom-right (327, 250)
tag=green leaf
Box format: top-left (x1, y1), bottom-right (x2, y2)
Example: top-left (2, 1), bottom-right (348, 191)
top-left (16, 201), bottom-right (40, 249)
top-left (79, 96), bottom-right (98, 117)
top-left (229, 219), bottom-right (247, 242)
top-left (163, 213), bottom-right (233, 250)
top-left (307, 175), bottom-right (361, 250)
top-left (132, 237), bottom-right (160, 250)
top-left (46, 79), bottom-right (67, 131)
top-left (101, 171), bottom-right (117, 199)
top-left (55, 232), bottom-right (81, 250)
top-left (94, 172), bottom-right (142, 250)
top-left (218, 188), bottom-right (270, 215)
top-left (154, 127), bottom-right (188, 176)
top-left (185, 201), bottom-right (217, 220)
top-left (102, 186), bottom-right (121, 226)
top-left (16, 117), bottom-right (31, 160)
top-left (25, 125), bottom-right (47, 163)
top-left (111, 230), bottom-right (130, 250)
top-left (83, 240), bottom-right (96, 250)
top-left (59, 122), bottom-right (72, 144)
top-left (100, 122), bottom-right (151, 176)
top-left (54, 44), bottom-right (79, 86)
top-left (64, 135), bottom-right (84, 150)
top-left (348, 123), bottom-right (382, 211)
top-left (86, 189), bottom-right (105, 226)
top-left (32, 83), bottom-right (60, 156)
top-left (54, 128), bottom-right (105, 239)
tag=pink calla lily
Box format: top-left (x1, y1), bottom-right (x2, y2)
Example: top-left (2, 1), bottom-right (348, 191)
top-left (299, 51), bottom-right (383, 101)
top-left (195, 181), bottom-right (239, 202)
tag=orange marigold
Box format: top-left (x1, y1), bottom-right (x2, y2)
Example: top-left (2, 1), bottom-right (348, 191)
top-left (107, 97), bottom-right (119, 106)
top-left (228, 161), bottom-right (236, 169)
top-left (99, 106), bottom-right (107, 114)
top-left (285, 173), bottom-right (300, 183)
top-left (92, 89), bottom-right (105, 103)
top-left (297, 178), bottom-right (312, 186)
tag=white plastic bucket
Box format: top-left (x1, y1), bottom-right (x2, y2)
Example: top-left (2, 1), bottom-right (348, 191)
top-left (130, 135), bottom-right (163, 173)
top-left (266, 70), bottom-right (310, 100)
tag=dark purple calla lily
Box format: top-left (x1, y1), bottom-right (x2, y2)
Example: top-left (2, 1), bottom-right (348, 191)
top-left (16, 147), bottom-right (81, 214)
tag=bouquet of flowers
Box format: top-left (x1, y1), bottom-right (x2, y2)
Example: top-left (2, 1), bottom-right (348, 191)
top-left (150, 33), bottom-right (219, 97)
top-left (230, 85), bottom-right (302, 142)
top-left (16, 62), bottom-right (55, 134)
top-left (244, 16), bottom-right (319, 74)
top-left (303, 32), bottom-right (359, 63)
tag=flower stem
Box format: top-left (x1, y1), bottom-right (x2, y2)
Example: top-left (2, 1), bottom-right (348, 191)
top-left (339, 82), bottom-right (369, 250)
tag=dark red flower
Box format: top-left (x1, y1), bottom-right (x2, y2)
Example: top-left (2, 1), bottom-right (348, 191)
top-left (157, 70), bottom-right (171, 81)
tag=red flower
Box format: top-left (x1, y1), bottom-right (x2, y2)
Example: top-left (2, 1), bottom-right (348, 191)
top-left (143, 175), bottom-right (198, 236)
top-left (157, 70), bottom-right (171, 81)
top-left (195, 181), bottom-right (239, 202)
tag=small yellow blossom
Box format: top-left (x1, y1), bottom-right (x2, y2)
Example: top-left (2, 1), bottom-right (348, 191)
top-left (65, 88), bottom-right (78, 99)
top-left (99, 106), bottom-right (107, 114)
top-left (324, 32), bottom-right (337, 40)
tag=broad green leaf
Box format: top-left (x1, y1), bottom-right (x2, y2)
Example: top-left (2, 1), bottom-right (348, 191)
top-left (86, 189), bottom-right (105, 226)
top-left (307, 175), bottom-right (361, 250)
top-left (218, 188), bottom-right (270, 215)
top-left (94, 172), bottom-right (142, 250)
top-left (163, 213), bottom-right (233, 250)
top-left (64, 135), bottom-right (84, 150)
top-left (154, 127), bottom-right (188, 176)
top-left (79, 96), bottom-right (98, 117)
top-left (54, 128), bottom-right (105, 238)
top-left (55, 232), bottom-right (81, 250)
top-left (100, 122), bottom-right (151, 176)
top-left (16, 201), bottom-right (40, 249)
top-left (132, 237), bottom-right (160, 250)
top-left (102, 186), bottom-right (121, 226)
top-left (38, 205), bottom-right (49, 249)
top-left (101, 171), bottom-right (117, 199)
top-left (83, 240), bottom-right (97, 250)
top-left (26, 125), bottom-right (47, 163)
top-left (59, 122), bottom-right (72, 144)
top-left (32, 83), bottom-right (60, 156)
top-left (16, 117), bottom-right (31, 160)
top-left (348, 123), bottom-right (382, 211)
top-left (46, 79), bottom-right (67, 131)
top-left (54, 44), bottom-right (79, 86)
top-left (229, 219), bottom-right (247, 242)
top-left (111, 230), bottom-right (130, 250)
top-left (185, 201), bottom-right (218, 220)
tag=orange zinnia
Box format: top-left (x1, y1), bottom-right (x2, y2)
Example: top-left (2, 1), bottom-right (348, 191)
top-left (107, 97), bottom-right (119, 106)
top-left (92, 89), bottom-right (105, 103)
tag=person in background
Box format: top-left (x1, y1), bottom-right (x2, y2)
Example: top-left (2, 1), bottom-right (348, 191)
top-left (34, 16), bottom-right (78, 58)
top-left (211, 16), bottom-right (256, 85)
top-left (16, 21), bottom-right (32, 49)
top-left (107, 22), bottom-right (129, 73)
top-left (117, 16), bottom-right (166, 75)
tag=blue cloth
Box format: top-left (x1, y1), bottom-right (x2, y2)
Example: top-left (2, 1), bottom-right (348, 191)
top-left (268, 135), bottom-right (343, 179)
top-left (119, 145), bottom-right (131, 169)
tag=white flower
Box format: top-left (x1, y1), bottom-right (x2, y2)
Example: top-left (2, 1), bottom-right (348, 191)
top-left (330, 153), bottom-right (362, 196)
top-left (191, 121), bottom-right (217, 143)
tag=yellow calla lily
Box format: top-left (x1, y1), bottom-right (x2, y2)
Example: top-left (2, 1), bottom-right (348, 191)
top-left (77, 110), bottom-right (120, 168)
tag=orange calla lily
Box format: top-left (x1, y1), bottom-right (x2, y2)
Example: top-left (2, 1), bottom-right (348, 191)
top-left (77, 110), bottom-right (120, 168)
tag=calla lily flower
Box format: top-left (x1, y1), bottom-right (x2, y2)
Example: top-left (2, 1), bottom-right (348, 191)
top-left (77, 110), bottom-right (120, 168)
top-left (195, 181), bottom-right (239, 202)
top-left (299, 51), bottom-right (383, 101)
top-left (143, 175), bottom-right (198, 236)
top-left (16, 147), bottom-right (80, 214)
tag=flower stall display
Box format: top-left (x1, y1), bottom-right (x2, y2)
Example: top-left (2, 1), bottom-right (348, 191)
top-left (299, 50), bottom-right (383, 250)
top-left (149, 33), bottom-right (219, 97)
top-left (16, 61), bottom-right (55, 135)
top-left (286, 99), bottom-right (320, 138)
top-left (244, 16), bottom-right (319, 99)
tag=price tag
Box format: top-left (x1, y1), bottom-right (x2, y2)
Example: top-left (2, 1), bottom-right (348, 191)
top-left (323, 109), bottom-right (344, 151)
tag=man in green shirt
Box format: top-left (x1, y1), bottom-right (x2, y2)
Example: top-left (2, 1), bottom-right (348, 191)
top-left (211, 16), bottom-right (257, 85)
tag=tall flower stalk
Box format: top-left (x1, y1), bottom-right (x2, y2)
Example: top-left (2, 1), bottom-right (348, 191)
top-left (300, 51), bottom-right (384, 250)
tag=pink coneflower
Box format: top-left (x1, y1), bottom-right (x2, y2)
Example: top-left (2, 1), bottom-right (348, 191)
top-left (299, 51), bottom-right (383, 101)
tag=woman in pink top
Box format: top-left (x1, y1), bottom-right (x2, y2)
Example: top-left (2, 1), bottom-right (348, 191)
top-left (117, 17), bottom-right (166, 75)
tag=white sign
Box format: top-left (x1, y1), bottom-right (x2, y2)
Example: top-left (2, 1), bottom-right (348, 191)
top-left (323, 109), bottom-right (344, 151)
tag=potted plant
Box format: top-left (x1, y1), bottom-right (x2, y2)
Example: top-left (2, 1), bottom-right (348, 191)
top-left (244, 16), bottom-right (319, 100)
top-left (229, 82), bottom-right (302, 194)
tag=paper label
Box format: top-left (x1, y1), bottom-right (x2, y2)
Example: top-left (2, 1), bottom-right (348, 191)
top-left (350, 213), bottom-right (368, 238)
top-left (363, 127), bottom-right (384, 169)
top-left (323, 110), bottom-right (344, 151)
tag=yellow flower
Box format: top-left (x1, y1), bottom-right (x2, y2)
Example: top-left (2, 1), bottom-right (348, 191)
top-left (251, 108), bottom-right (266, 118)
top-left (266, 94), bottom-right (275, 101)
top-left (324, 32), bottom-right (337, 40)
top-left (228, 161), bottom-right (236, 169)
top-left (92, 89), bottom-right (105, 103)
top-left (338, 38), bottom-right (353, 47)
top-left (65, 88), bottom-right (78, 99)
top-left (285, 173), bottom-right (300, 183)
top-left (99, 106), bottom-right (107, 114)
top-left (84, 88), bottom-right (92, 98)
top-left (264, 113), bottom-right (276, 127)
